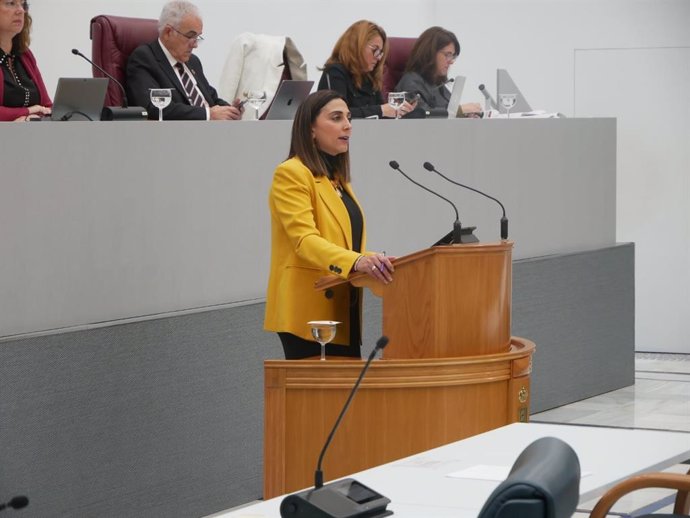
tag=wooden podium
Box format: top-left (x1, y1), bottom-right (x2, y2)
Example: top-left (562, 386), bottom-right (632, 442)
top-left (263, 242), bottom-right (535, 498)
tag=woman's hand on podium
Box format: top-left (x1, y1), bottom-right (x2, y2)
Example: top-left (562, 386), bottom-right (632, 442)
top-left (354, 253), bottom-right (395, 284)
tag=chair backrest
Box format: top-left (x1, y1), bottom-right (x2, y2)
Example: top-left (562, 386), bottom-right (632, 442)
top-left (90, 15), bottom-right (159, 106)
top-left (477, 437), bottom-right (581, 518)
top-left (382, 37), bottom-right (416, 97)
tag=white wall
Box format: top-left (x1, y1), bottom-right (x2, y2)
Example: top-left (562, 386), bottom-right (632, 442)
top-left (28, 0), bottom-right (690, 115)
top-left (25, 0), bottom-right (690, 353)
top-left (575, 47), bottom-right (690, 353)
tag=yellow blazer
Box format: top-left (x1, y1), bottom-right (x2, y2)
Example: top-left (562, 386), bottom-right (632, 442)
top-left (264, 156), bottom-right (368, 344)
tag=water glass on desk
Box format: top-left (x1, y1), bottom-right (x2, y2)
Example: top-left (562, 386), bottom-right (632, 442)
top-left (149, 88), bottom-right (172, 122)
top-left (388, 92), bottom-right (405, 119)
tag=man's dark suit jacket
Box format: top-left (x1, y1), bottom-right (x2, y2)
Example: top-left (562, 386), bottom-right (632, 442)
top-left (126, 40), bottom-right (229, 120)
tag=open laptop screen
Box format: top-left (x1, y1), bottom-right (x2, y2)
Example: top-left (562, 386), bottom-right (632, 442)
top-left (51, 78), bottom-right (108, 121)
top-left (263, 80), bottom-right (313, 121)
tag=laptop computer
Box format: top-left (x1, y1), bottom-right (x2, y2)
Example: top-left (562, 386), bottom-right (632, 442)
top-left (446, 76), bottom-right (466, 119)
top-left (50, 78), bottom-right (108, 121)
top-left (496, 69), bottom-right (532, 113)
top-left (263, 80), bottom-right (314, 120)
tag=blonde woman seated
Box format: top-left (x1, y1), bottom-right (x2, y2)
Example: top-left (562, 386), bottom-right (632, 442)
top-left (318, 20), bottom-right (416, 119)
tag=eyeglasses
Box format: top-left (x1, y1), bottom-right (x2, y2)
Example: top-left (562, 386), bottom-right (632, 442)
top-left (368, 44), bottom-right (384, 60)
top-left (1, 0), bottom-right (28, 10)
top-left (440, 51), bottom-right (458, 62)
top-left (168, 25), bottom-right (205, 44)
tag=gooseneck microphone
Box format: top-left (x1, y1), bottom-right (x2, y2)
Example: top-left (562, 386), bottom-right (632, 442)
top-left (280, 337), bottom-right (393, 518)
top-left (315, 336), bottom-right (389, 489)
top-left (71, 48), bottom-right (128, 108)
top-left (0, 495), bottom-right (29, 511)
top-left (71, 49), bottom-right (147, 120)
top-left (423, 161), bottom-right (509, 240)
top-left (423, 162), bottom-right (508, 240)
top-left (389, 160), bottom-right (463, 244)
top-left (478, 83), bottom-right (498, 110)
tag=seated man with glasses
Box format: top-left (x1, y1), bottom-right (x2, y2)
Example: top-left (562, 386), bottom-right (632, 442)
top-left (395, 27), bottom-right (481, 117)
top-left (126, 0), bottom-right (243, 120)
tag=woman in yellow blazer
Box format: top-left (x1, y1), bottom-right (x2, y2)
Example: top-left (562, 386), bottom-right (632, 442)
top-left (264, 90), bottom-right (394, 359)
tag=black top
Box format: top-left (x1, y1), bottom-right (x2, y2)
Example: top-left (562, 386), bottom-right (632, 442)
top-left (321, 152), bottom-right (363, 253)
top-left (0, 49), bottom-right (40, 108)
top-left (318, 63), bottom-right (384, 119)
top-left (395, 71), bottom-right (451, 112)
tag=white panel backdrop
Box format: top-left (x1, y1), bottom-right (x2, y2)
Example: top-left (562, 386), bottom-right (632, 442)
top-left (22, 0), bottom-right (690, 353)
top-left (575, 47), bottom-right (690, 353)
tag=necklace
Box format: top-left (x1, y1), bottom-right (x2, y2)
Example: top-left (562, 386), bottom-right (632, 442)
top-left (330, 180), bottom-right (343, 198)
top-left (331, 180), bottom-right (343, 198)
top-left (0, 49), bottom-right (31, 107)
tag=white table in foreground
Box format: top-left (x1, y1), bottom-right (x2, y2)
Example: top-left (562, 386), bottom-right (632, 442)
top-left (211, 422), bottom-right (690, 518)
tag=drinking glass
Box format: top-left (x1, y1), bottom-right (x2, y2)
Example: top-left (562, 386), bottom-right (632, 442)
top-left (150, 88), bottom-right (172, 122)
top-left (499, 93), bottom-right (517, 118)
top-left (308, 320), bottom-right (340, 361)
top-left (245, 90), bottom-right (267, 120)
top-left (388, 92), bottom-right (405, 119)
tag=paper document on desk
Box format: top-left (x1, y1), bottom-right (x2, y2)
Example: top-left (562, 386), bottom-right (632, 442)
top-left (484, 109), bottom-right (561, 119)
top-left (446, 464), bottom-right (511, 481)
top-left (447, 464), bottom-right (591, 481)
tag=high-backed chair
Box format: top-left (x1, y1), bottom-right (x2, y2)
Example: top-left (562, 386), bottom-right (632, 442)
top-left (382, 37), bottom-right (416, 97)
top-left (477, 437), bottom-right (581, 518)
top-left (590, 468), bottom-right (690, 518)
top-left (90, 15), bottom-right (159, 106)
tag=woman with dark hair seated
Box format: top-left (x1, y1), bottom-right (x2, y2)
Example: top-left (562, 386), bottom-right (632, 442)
top-left (318, 20), bottom-right (416, 119)
top-left (396, 26), bottom-right (480, 117)
top-left (264, 90), bottom-right (395, 359)
top-left (0, 0), bottom-right (52, 121)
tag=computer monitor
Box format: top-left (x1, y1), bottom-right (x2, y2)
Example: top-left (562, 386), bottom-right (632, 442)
top-left (496, 69), bottom-right (532, 113)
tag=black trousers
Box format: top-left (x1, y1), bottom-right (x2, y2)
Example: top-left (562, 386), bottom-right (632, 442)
top-left (278, 288), bottom-right (362, 360)
top-left (278, 332), bottom-right (361, 360)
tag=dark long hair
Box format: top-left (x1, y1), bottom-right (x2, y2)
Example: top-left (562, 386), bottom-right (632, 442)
top-left (405, 26), bottom-right (460, 85)
top-left (324, 20), bottom-right (388, 92)
top-left (289, 90), bottom-right (350, 183)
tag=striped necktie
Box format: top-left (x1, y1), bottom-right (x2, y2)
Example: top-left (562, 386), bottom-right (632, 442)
top-left (175, 62), bottom-right (204, 107)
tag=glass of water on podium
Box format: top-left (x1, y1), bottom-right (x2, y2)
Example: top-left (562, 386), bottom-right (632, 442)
top-left (150, 88), bottom-right (172, 122)
top-left (308, 321), bottom-right (340, 361)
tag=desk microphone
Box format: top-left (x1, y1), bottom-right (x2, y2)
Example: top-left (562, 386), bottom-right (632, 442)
top-left (71, 48), bottom-right (127, 108)
top-left (71, 49), bottom-right (147, 120)
top-left (280, 337), bottom-right (393, 518)
top-left (389, 160), bottom-right (463, 244)
top-left (478, 84), bottom-right (498, 110)
top-left (0, 495), bottom-right (29, 512)
top-left (423, 162), bottom-right (509, 240)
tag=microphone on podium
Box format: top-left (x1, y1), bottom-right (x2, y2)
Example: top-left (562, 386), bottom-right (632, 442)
top-left (0, 495), bottom-right (29, 512)
top-left (280, 337), bottom-right (393, 518)
top-left (388, 160), bottom-right (462, 244)
top-left (71, 49), bottom-right (147, 120)
top-left (423, 162), bottom-right (509, 240)
top-left (389, 161), bottom-right (476, 245)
